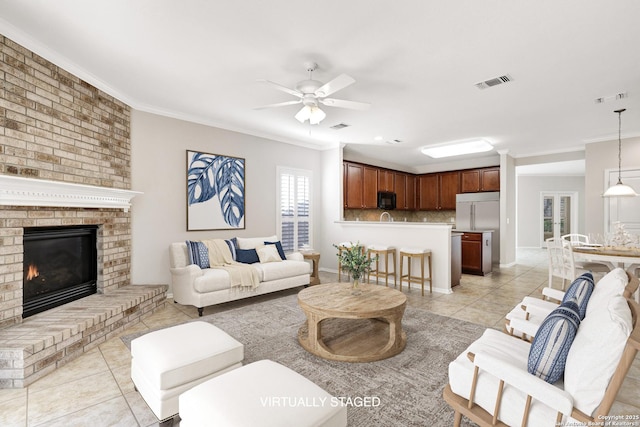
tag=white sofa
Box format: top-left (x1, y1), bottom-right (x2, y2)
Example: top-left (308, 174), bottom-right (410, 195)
top-left (170, 235), bottom-right (310, 316)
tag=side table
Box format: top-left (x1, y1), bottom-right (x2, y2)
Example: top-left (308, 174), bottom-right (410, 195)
top-left (302, 252), bottom-right (321, 285)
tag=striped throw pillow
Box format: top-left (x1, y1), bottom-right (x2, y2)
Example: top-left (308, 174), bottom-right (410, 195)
top-left (185, 240), bottom-right (210, 269)
top-left (562, 272), bottom-right (594, 319)
top-left (528, 298), bottom-right (581, 383)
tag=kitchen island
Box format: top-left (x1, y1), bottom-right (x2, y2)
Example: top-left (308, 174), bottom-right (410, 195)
top-left (330, 221), bottom-right (456, 293)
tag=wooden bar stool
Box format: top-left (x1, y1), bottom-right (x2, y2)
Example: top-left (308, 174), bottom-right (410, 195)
top-left (399, 248), bottom-right (432, 295)
top-left (367, 245), bottom-right (396, 287)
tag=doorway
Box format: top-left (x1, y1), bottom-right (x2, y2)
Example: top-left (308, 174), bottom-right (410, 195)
top-left (541, 192), bottom-right (578, 246)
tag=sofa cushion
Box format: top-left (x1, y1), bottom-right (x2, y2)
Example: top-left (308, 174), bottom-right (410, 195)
top-left (527, 298), bottom-right (581, 383)
top-left (562, 272), bottom-right (594, 319)
top-left (186, 240), bottom-right (210, 269)
top-left (564, 291), bottom-right (632, 415)
top-left (585, 267), bottom-right (627, 317)
top-left (236, 235), bottom-right (278, 250)
top-left (265, 240), bottom-right (286, 260)
top-left (193, 269), bottom-right (233, 293)
top-left (253, 260), bottom-right (310, 282)
top-left (257, 245), bottom-right (282, 263)
top-left (236, 248), bottom-right (259, 264)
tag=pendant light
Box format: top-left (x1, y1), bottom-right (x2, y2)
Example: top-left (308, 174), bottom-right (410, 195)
top-left (603, 108), bottom-right (638, 197)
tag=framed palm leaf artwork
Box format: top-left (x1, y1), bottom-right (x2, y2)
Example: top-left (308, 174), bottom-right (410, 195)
top-left (186, 150), bottom-right (246, 231)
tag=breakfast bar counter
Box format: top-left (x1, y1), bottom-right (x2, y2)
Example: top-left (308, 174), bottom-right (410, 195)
top-left (330, 221), bottom-right (455, 293)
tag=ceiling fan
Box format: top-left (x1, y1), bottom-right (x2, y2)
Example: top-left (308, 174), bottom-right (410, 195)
top-left (255, 61), bottom-right (370, 125)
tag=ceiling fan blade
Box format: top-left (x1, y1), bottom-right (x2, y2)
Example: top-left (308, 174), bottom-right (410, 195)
top-left (257, 79), bottom-right (303, 98)
top-left (314, 74), bottom-right (355, 97)
top-left (320, 98), bottom-right (371, 110)
top-left (254, 100), bottom-right (302, 110)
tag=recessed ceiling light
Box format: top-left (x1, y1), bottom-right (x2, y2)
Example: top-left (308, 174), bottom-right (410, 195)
top-left (374, 136), bottom-right (384, 141)
top-left (421, 139), bottom-right (493, 158)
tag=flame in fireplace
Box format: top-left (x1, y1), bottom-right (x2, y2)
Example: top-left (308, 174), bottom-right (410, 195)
top-left (26, 263), bottom-right (40, 281)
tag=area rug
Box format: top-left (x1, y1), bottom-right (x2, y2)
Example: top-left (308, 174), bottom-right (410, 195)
top-left (122, 293), bottom-right (485, 427)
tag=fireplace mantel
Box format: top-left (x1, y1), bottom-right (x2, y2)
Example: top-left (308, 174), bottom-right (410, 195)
top-left (0, 175), bottom-right (142, 212)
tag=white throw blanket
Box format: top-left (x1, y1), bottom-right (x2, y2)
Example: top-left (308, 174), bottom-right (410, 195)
top-left (203, 239), bottom-right (260, 291)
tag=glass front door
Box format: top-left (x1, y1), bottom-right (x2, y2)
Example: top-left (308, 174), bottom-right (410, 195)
top-left (542, 192), bottom-right (576, 246)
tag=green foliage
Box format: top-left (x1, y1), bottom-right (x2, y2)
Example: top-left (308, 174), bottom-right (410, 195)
top-left (333, 242), bottom-right (378, 280)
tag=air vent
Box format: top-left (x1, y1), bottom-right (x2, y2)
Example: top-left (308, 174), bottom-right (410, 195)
top-left (330, 123), bottom-right (350, 130)
top-left (386, 139), bottom-right (402, 144)
top-left (475, 74), bottom-right (513, 90)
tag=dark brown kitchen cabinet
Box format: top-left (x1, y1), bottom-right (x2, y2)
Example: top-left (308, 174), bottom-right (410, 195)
top-left (378, 169), bottom-right (394, 192)
top-left (461, 232), bottom-right (492, 275)
top-left (439, 171), bottom-right (460, 210)
top-left (417, 174), bottom-right (438, 210)
top-left (344, 162), bottom-right (363, 208)
top-left (363, 166), bottom-right (378, 208)
top-left (394, 172), bottom-right (407, 210)
top-left (406, 175), bottom-right (416, 210)
top-left (480, 167), bottom-right (500, 191)
top-left (461, 167), bottom-right (500, 193)
top-left (417, 172), bottom-right (459, 210)
top-left (344, 162), bottom-right (378, 208)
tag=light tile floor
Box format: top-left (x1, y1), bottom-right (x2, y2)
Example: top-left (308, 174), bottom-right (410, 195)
top-left (0, 248), bottom-right (638, 426)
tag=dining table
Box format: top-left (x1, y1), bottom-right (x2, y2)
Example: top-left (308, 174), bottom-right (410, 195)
top-left (573, 245), bottom-right (640, 268)
top-left (573, 245), bottom-right (640, 301)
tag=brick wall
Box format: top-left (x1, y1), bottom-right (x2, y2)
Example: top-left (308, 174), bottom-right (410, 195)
top-left (0, 35), bottom-right (132, 328)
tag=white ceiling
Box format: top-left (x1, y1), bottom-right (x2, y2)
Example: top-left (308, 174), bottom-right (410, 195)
top-left (1, 1), bottom-right (639, 173)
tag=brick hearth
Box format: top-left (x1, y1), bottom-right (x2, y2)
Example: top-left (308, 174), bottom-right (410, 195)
top-left (0, 284), bottom-right (167, 388)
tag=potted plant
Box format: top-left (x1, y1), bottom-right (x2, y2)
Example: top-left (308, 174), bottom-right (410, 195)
top-left (334, 242), bottom-right (377, 294)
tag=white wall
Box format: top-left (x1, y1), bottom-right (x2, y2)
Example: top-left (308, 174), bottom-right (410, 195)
top-left (130, 110), bottom-right (322, 289)
top-left (585, 136), bottom-right (640, 235)
top-left (500, 152), bottom-right (517, 266)
top-left (517, 175), bottom-right (586, 247)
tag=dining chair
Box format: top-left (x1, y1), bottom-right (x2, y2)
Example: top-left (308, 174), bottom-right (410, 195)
top-left (561, 233), bottom-right (589, 246)
top-left (547, 237), bottom-right (576, 290)
top-left (561, 233), bottom-right (614, 275)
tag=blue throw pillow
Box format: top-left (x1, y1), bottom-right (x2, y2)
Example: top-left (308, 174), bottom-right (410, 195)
top-left (562, 272), bottom-right (594, 319)
top-left (236, 248), bottom-right (259, 264)
top-left (528, 298), bottom-right (581, 383)
top-left (185, 240), bottom-right (210, 269)
top-left (225, 238), bottom-right (238, 261)
top-left (265, 241), bottom-right (286, 260)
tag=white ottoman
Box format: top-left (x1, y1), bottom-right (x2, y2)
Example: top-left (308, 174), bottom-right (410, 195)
top-left (179, 360), bottom-right (348, 427)
top-left (131, 321), bottom-right (244, 421)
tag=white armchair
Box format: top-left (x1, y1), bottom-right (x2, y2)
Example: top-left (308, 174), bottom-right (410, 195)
top-left (505, 274), bottom-right (589, 341)
top-left (444, 270), bottom-right (640, 427)
top-left (506, 269), bottom-right (636, 341)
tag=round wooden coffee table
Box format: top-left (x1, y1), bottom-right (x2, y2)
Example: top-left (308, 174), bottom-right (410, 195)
top-left (297, 282), bottom-right (407, 362)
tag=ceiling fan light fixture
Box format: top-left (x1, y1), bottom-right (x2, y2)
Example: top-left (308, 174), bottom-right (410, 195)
top-left (421, 139), bottom-right (493, 159)
top-left (295, 105), bottom-right (326, 125)
top-left (603, 108), bottom-right (638, 197)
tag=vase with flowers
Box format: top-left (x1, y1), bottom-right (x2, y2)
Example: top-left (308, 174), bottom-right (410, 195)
top-left (334, 242), bottom-right (377, 295)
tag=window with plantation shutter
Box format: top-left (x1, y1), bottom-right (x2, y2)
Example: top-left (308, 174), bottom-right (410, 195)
top-left (277, 167), bottom-right (312, 253)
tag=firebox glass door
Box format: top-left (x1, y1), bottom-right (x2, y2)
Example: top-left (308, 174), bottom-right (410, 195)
top-left (23, 226), bottom-right (97, 317)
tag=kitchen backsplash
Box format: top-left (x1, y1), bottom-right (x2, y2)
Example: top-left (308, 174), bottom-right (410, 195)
top-left (344, 209), bottom-right (456, 224)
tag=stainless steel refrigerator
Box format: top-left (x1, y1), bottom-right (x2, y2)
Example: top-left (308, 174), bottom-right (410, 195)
top-left (455, 192), bottom-right (500, 263)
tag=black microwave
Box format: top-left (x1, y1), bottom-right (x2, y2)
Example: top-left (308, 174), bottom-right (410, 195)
top-left (377, 191), bottom-right (396, 210)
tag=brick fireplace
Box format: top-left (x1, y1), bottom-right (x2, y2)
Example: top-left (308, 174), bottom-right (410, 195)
top-left (0, 34), bottom-right (136, 327)
top-left (0, 35), bottom-right (167, 388)
top-left (0, 176), bottom-right (141, 327)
